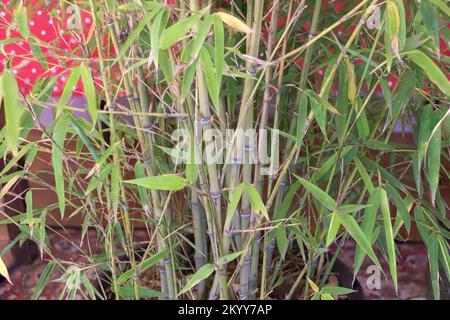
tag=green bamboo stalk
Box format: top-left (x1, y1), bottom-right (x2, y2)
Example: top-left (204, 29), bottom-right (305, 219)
top-left (101, 2), bottom-right (175, 299)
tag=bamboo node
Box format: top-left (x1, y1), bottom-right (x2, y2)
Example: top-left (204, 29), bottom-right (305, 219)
top-left (200, 116), bottom-right (212, 126)
top-left (210, 192), bottom-right (221, 201)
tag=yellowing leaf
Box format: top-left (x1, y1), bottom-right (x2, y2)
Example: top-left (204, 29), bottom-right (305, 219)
top-left (387, 1), bottom-right (400, 57)
top-left (0, 256), bottom-right (12, 285)
top-left (307, 278), bottom-right (320, 293)
top-left (216, 12), bottom-right (252, 33)
top-left (346, 59), bottom-right (357, 103)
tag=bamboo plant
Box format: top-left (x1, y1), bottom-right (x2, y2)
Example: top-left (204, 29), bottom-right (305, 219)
top-left (0, 0), bottom-right (449, 300)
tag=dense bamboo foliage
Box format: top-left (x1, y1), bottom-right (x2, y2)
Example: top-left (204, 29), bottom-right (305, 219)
top-left (0, 0), bottom-right (449, 300)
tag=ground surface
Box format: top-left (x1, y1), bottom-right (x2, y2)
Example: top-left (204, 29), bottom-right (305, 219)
top-left (0, 229), bottom-right (444, 300)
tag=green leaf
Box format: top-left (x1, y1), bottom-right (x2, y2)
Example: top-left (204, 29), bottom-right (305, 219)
top-left (273, 181), bottom-right (302, 221)
top-left (149, 9), bottom-right (168, 70)
top-left (390, 70), bottom-right (416, 124)
top-left (32, 261), bottom-right (58, 300)
top-left (214, 16), bottom-right (224, 87)
top-left (339, 213), bottom-right (381, 268)
top-left (30, 44), bottom-right (48, 70)
top-left (429, 0), bottom-right (450, 17)
top-left (80, 64), bottom-right (97, 125)
top-left (217, 251), bottom-right (244, 265)
top-left (116, 248), bottom-right (169, 285)
top-left (181, 58), bottom-right (198, 102)
top-left (384, 185), bottom-right (411, 234)
top-left (191, 15), bottom-right (214, 62)
top-left (276, 226), bottom-right (288, 258)
top-left (14, 5), bottom-right (29, 39)
top-left (200, 47), bottom-right (220, 110)
top-left (380, 188), bottom-right (398, 292)
top-left (294, 175), bottom-right (337, 211)
top-left (160, 13), bottom-right (202, 50)
top-left (309, 95), bottom-right (327, 137)
top-left (186, 132), bottom-right (199, 184)
top-left (428, 233), bottom-right (440, 299)
top-left (417, 105), bottom-right (436, 194)
top-left (336, 204), bottom-right (370, 214)
top-left (118, 286), bottom-right (164, 299)
top-left (119, 10), bottom-right (158, 57)
top-left (326, 212), bottom-right (341, 247)
top-left (178, 263), bottom-right (215, 297)
top-left (406, 50), bottom-right (450, 96)
top-left (320, 286), bottom-right (356, 296)
top-left (224, 183), bottom-right (246, 228)
top-left (296, 93), bottom-right (308, 146)
top-left (426, 111), bottom-right (442, 205)
top-left (111, 165), bottom-right (120, 215)
top-left (354, 188), bottom-right (381, 276)
top-left (124, 175), bottom-right (188, 191)
top-left (246, 184), bottom-right (268, 219)
top-left (57, 67), bottom-right (81, 115)
top-left (419, 0), bottom-right (440, 49)
top-left (2, 70), bottom-right (21, 155)
top-left (52, 115), bottom-right (69, 218)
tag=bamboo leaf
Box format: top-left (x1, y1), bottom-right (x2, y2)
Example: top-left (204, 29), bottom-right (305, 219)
top-left (426, 111), bottom-right (442, 205)
top-left (2, 70), bottom-right (21, 155)
top-left (428, 233), bottom-right (440, 299)
top-left (354, 188), bottom-right (381, 276)
top-left (326, 212), bottom-right (341, 247)
top-left (116, 248), bottom-right (169, 285)
top-left (118, 286), bottom-right (164, 299)
top-left (419, 0), bottom-right (440, 49)
top-left (225, 183), bottom-right (246, 228)
top-left (380, 188), bottom-right (398, 292)
top-left (57, 67), bottom-right (81, 115)
top-left (52, 115), bottom-right (69, 218)
top-left (384, 185), bottom-right (411, 234)
top-left (178, 263), bottom-right (215, 296)
top-left (186, 132), bottom-right (199, 184)
top-left (339, 213), bottom-right (381, 268)
top-left (200, 46), bottom-right (220, 110)
top-left (320, 286), bottom-right (356, 296)
top-left (346, 59), bottom-right (357, 103)
top-left (80, 64), bottom-right (97, 125)
top-left (119, 11), bottom-right (157, 56)
top-left (160, 13), bottom-right (202, 50)
top-left (309, 95), bottom-right (327, 137)
top-left (294, 175), bottom-right (337, 211)
top-left (247, 183), bottom-right (268, 219)
top-left (14, 5), bottom-right (29, 39)
top-left (191, 15), bottom-right (214, 62)
top-left (215, 12), bottom-right (252, 33)
top-left (296, 93), bottom-right (308, 146)
top-left (149, 9), bottom-right (166, 70)
top-left (32, 261), bottom-right (58, 300)
top-left (214, 16), bottom-right (224, 87)
top-left (217, 251), bottom-right (244, 266)
top-left (406, 50), bottom-right (450, 96)
top-left (0, 256), bottom-right (12, 284)
top-left (276, 227), bottom-right (288, 258)
top-left (124, 175), bottom-right (188, 191)
top-left (429, 0), bottom-right (450, 17)
top-left (385, 0), bottom-right (402, 66)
